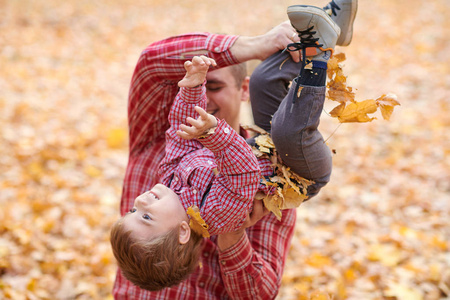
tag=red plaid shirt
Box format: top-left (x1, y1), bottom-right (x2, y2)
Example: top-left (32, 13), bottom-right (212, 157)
top-left (114, 32), bottom-right (296, 299)
top-left (159, 85), bottom-right (260, 235)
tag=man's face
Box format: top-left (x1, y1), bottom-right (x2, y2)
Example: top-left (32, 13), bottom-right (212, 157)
top-left (205, 67), bottom-right (249, 132)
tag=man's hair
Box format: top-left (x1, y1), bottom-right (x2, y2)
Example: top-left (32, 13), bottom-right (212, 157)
top-left (228, 62), bottom-right (247, 89)
top-left (110, 219), bottom-right (203, 291)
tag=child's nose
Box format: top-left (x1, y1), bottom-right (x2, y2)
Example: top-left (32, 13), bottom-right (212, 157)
top-left (135, 195), bottom-right (149, 207)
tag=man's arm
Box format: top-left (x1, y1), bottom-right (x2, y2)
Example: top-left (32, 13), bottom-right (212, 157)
top-left (231, 21), bottom-right (301, 63)
top-left (218, 203), bottom-right (297, 300)
top-left (128, 22), bottom-right (300, 156)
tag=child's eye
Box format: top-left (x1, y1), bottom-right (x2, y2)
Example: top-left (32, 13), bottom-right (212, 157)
top-left (143, 214), bottom-right (151, 220)
top-left (129, 208), bottom-right (137, 213)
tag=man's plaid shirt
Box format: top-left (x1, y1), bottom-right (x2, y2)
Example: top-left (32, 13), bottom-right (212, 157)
top-left (114, 32), bottom-right (296, 300)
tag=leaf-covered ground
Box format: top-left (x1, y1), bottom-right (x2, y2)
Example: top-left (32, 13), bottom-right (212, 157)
top-left (1, 0), bottom-right (448, 299)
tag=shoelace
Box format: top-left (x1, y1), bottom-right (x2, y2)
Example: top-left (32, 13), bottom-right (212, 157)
top-left (284, 26), bottom-right (324, 110)
top-left (286, 26), bottom-right (323, 52)
top-left (324, 0), bottom-right (341, 16)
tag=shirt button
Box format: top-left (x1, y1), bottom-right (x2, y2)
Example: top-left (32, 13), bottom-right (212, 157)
top-left (224, 128), bottom-right (230, 134)
top-left (214, 47), bottom-right (220, 52)
top-left (193, 189), bottom-right (197, 194)
top-left (221, 260), bottom-right (226, 265)
top-left (186, 167), bottom-right (191, 171)
top-left (199, 282), bottom-right (205, 287)
top-left (174, 176), bottom-right (178, 181)
top-left (207, 160), bottom-right (212, 165)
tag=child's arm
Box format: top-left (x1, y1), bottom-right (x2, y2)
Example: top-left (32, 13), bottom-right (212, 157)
top-left (176, 106), bottom-right (217, 140)
top-left (159, 56), bottom-right (217, 180)
top-left (194, 120), bottom-right (261, 236)
top-left (178, 56), bottom-right (217, 88)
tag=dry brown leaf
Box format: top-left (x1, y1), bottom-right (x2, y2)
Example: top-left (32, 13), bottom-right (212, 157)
top-left (253, 134), bottom-right (313, 219)
top-left (262, 193), bottom-right (283, 221)
top-left (376, 93), bottom-right (401, 120)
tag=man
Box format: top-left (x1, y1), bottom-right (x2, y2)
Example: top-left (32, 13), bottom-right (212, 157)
top-left (114, 24), bottom-right (298, 300)
top-left (114, 1), bottom-right (357, 298)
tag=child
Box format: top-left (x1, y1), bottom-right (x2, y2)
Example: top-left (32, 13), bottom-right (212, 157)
top-left (111, 4), bottom-right (350, 292)
top-left (111, 56), bottom-right (262, 291)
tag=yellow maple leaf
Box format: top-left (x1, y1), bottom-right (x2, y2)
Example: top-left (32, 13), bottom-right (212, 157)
top-left (329, 102), bottom-right (346, 118)
top-left (327, 52), bottom-right (346, 79)
top-left (334, 99), bottom-right (378, 123)
top-left (327, 84), bottom-right (355, 103)
top-left (326, 52), bottom-right (399, 124)
top-left (376, 93), bottom-right (400, 120)
top-left (186, 206), bottom-right (210, 238)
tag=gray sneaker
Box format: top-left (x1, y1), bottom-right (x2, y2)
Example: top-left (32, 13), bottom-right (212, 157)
top-left (287, 5), bottom-right (340, 63)
top-left (323, 0), bottom-right (358, 46)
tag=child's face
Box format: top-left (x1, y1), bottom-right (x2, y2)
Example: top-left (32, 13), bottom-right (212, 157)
top-left (122, 183), bottom-right (188, 240)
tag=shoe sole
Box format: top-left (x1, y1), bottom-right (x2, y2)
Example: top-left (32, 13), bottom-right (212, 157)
top-left (340, 0), bottom-right (358, 46)
top-left (287, 5), bottom-right (341, 36)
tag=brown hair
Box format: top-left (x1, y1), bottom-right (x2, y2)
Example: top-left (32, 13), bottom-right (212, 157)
top-left (110, 219), bottom-right (203, 291)
top-left (228, 62), bottom-right (248, 89)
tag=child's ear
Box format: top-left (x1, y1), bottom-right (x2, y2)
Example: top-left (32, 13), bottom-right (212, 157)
top-left (178, 221), bottom-right (191, 244)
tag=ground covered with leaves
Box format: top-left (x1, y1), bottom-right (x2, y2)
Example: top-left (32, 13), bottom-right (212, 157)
top-left (1, 0), bottom-right (449, 299)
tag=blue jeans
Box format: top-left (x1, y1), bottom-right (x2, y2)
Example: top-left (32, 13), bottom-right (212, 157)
top-left (249, 51), bottom-right (332, 198)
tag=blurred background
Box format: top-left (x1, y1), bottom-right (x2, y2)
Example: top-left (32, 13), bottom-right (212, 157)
top-left (0, 0), bottom-right (449, 299)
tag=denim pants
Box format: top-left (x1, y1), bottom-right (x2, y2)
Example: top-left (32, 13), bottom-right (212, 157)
top-left (249, 51), bottom-right (332, 198)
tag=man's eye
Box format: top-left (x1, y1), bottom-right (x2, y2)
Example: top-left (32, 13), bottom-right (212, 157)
top-left (129, 208), bottom-right (136, 213)
top-left (206, 85), bottom-right (223, 92)
top-left (143, 214), bottom-right (151, 220)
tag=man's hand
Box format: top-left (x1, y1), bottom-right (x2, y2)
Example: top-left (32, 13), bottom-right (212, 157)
top-left (176, 106), bottom-right (218, 140)
top-left (217, 199), bottom-right (270, 251)
top-left (231, 21), bottom-right (301, 63)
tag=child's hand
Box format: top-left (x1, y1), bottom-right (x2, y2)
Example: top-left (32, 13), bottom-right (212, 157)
top-left (176, 106), bottom-right (218, 140)
top-left (178, 56), bottom-right (217, 88)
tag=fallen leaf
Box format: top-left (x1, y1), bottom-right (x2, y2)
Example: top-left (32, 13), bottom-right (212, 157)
top-left (376, 93), bottom-right (401, 120)
top-left (384, 282), bottom-right (423, 300)
top-left (186, 206), bottom-right (210, 238)
top-left (334, 99), bottom-right (378, 123)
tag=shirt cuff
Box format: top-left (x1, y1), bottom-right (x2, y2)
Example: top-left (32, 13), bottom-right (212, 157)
top-left (179, 82), bottom-right (206, 104)
top-left (200, 120), bottom-right (236, 153)
top-left (218, 233), bottom-right (252, 273)
top-left (206, 34), bottom-right (241, 66)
